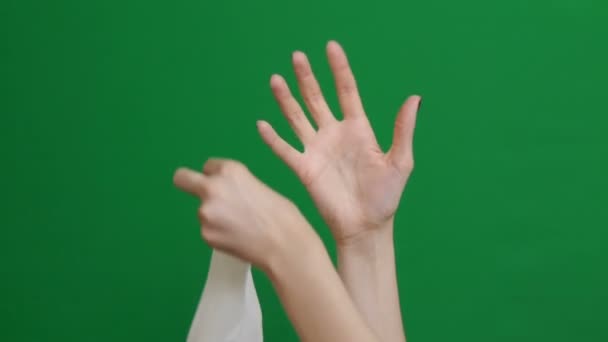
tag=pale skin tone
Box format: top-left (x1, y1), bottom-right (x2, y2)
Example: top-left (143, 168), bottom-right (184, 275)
top-left (173, 160), bottom-right (379, 342)
top-left (174, 40), bottom-right (419, 341)
top-left (258, 40), bottom-right (421, 342)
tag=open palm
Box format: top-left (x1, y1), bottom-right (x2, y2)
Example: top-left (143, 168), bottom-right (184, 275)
top-left (258, 41), bottom-right (421, 243)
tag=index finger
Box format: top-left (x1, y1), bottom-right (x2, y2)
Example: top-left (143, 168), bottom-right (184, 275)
top-left (173, 167), bottom-right (208, 198)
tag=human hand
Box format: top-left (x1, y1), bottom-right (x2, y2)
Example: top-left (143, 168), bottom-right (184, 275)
top-left (257, 41), bottom-right (421, 244)
top-left (173, 158), bottom-right (319, 271)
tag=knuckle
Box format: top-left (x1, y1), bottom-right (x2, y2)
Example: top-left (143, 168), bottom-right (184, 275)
top-left (304, 84), bottom-right (322, 102)
top-left (391, 156), bottom-right (414, 175)
top-left (286, 107), bottom-right (301, 121)
top-left (202, 158), bottom-right (214, 168)
top-left (200, 226), bottom-right (216, 245)
top-left (224, 160), bottom-right (247, 175)
top-left (203, 180), bottom-right (221, 198)
top-left (338, 83), bottom-right (357, 95)
top-left (403, 158), bottom-right (415, 173)
top-left (198, 204), bottom-right (216, 224)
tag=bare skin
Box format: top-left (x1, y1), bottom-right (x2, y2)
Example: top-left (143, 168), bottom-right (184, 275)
top-left (173, 159), bottom-right (379, 342)
top-left (259, 40), bottom-right (421, 342)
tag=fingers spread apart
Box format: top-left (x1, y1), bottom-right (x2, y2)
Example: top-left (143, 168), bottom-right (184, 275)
top-left (270, 74), bottom-right (316, 144)
top-left (291, 51), bottom-right (335, 127)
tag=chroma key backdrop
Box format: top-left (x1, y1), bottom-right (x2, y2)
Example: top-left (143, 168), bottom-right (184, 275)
top-left (1, 0), bottom-right (607, 341)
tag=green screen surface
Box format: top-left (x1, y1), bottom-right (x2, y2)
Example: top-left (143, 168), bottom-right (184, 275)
top-left (2, 0), bottom-right (607, 341)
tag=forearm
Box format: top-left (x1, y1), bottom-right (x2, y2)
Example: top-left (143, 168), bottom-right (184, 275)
top-left (265, 233), bottom-right (379, 342)
top-left (337, 219), bottom-right (406, 342)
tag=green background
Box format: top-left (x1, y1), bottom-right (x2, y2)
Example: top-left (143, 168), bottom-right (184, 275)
top-left (2, 0), bottom-right (607, 341)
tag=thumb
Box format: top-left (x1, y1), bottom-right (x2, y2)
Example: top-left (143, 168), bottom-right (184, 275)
top-left (387, 95), bottom-right (422, 172)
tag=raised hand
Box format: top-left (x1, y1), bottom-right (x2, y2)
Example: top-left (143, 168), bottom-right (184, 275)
top-left (258, 41), bottom-right (421, 244)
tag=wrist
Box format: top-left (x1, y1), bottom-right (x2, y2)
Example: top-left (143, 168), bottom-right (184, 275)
top-left (336, 217), bottom-right (395, 252)
top-left (263, 223), bottom-right (325, 280)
